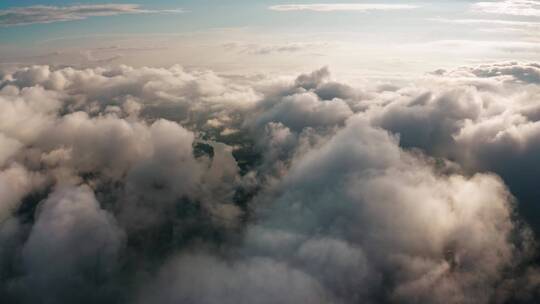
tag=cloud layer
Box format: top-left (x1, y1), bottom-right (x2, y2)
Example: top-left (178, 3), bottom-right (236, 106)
top-left (0, 62), bottom-right (539, 303)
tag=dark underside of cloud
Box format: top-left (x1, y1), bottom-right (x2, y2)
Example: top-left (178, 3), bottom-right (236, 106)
top-left (1, 62), bottom-right (540, 303)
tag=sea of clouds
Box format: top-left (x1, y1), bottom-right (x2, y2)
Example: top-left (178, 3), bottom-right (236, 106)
top-left (1, 62), bottom-right (540, 303)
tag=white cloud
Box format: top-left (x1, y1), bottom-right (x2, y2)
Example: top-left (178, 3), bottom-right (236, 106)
top-left (21, 185), bottom-right (124, 302)
top-left (430, 17), bottom-right (540, 27)
top-left (473, 0), bottom-right (540, 17)
top-left (269, 3), bottom-right (418, 12)
top-left (0, 4), bottom-right (183, 27)
top-left (0, 63), bottom-right (539, 303)
top-left (138, 255), bottom-right (331, 304)
top-left (406, 39), bottom-right (540, 55)
top-left (247, 115), bottom-right (527, 303)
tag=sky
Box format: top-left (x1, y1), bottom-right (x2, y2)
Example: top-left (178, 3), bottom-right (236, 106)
top-left (2, 2), bottom-right (540, 304)
top-left (0, 0), bottom-right (539, 77)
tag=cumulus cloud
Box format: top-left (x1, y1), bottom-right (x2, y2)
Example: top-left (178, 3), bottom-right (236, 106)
top-left (0, 165), bottom-right (44, 224)
top-left (243, 116), bottom-right (529, 303)
top-left (269, 3), bottom-right (419, 12)
top-left (138, 254), bottom-right (330, 304)
top-left (138, 115), bottom-right (537, 304)
top-left (0, 133), bottom-right (22, 167)
top-left (467, 61), bottom-right (540, 83)
top-left (246, 67), bottom-right (356, 133)
top-left (0, 62), bottom-right (539, 303)
top-left (19, 185), bottom-right (124, 303)
top-left (0, 4), bottom-right (183, 27)
top-left (361, 62), bottom-right (540, 232)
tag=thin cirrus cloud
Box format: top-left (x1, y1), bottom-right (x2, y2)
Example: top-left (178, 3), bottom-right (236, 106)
top-left (0, 4), bottom-right (183, 27)
top-left (429, 17), bottom-right (540, 27)
top-left (268, 3), bottom-right (419, 12)
top-left (472, 0), bottom-right (540, 16)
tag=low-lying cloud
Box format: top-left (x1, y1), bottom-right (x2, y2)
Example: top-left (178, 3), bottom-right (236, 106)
top-left (0, 62), bottom-right (539, 303)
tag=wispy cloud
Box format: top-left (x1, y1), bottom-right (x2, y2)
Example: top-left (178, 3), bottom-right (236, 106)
top-left (0, 4), bottom-right (183, 27)
top-left (411, 39), bottom-right (540, 55)
top-left (268, 3), bottom-right (419, 12)
top-left (430, 17), bottom-right (540, 27)
top-left (472, 0), bottom-right (540, 17)
top-left (222, 42), bottom-right (329, 55)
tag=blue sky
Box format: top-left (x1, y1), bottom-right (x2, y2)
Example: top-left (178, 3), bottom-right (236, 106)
top-left (0, 1), bottom-right (539, 76)
top-left (0, 1), bottom-right (456, 38)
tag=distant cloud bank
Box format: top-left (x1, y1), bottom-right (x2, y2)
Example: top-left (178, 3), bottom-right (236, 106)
top-left (0, 4), bottom-right (183, 26)
top-left (269, 3), bottom-right (419, 12)
top-left (473, 0), bottom-right (540, 16)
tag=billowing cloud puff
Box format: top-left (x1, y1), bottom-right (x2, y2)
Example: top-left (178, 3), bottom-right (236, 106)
top-left (0, 164), bottom-right (44, 223)
top-left (138, 254), bottom-right (330, 304)
top-left (0, 62), bottom-right (539, 303)
top-left (363, 62), bottom-right (540, 231)
top-left (251, 91), bottom-right (352, 131)
top-left (467, 62), bottom-right (540, 84)
top-left (243, 117), bottom-right (530, 303)
top-left (19, 185), bottom-right (124, 303)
